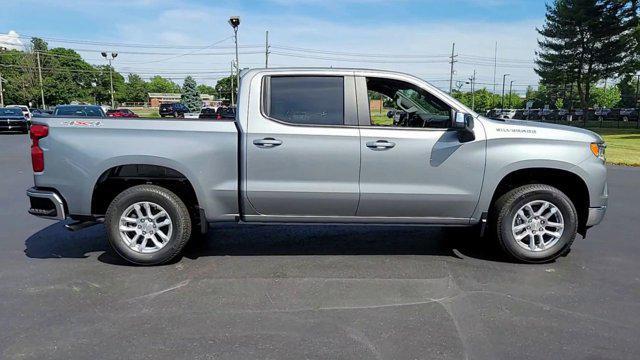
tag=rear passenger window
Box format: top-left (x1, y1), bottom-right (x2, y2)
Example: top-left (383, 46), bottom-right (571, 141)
top-left (265, 76), bottom-right (344, 126)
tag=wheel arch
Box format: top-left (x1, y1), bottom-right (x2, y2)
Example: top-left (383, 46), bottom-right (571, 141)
top-left (486, 166), bottom-right (590, 236)
top-left (90, 157), bottom-right (205, 218)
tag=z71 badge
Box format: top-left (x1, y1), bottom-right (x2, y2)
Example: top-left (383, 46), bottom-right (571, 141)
top-left (61, 120), bottom-right (103, 127)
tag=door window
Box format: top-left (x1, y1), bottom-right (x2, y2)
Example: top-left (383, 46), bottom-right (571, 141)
top-left (264, 76), bottom-right (344, 126)
top-left (366, 77), bottom-right (451, 129)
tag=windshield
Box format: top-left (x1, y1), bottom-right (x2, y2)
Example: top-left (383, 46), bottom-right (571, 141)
top-left (55, 106), bottom-right (104, 117)
top-left (0, 108), bottom-right (23, 116)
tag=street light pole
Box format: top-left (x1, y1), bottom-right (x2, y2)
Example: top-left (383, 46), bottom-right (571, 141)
top-left (509, 80), bottom-right (514, 108)
top-left (229, 16), bottom-right (241, 104)
top-left (468, 70), bottom-right (476, 111)
top-left (501, 73), bottom-right (510, 109)
top-left (101, 52), bottom-right (118, 108)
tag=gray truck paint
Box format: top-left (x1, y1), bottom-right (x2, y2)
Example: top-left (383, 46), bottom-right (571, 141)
top-left (28, 68), bottom-right (608, 229)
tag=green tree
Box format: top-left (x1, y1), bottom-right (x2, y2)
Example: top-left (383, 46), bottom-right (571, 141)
top-left (590, 85), bottom-right (621, 107)
top-left (181, 76), bottom-right (201, 111)
top-left (44, 48), bottom-right (97, 105)
top-left (124, 73), bottom-right (148, 103)
top-left (147, 75), bottom-right (180, 93)
top-left (536, 0), bottom-right (636, 111)
top-left (196, 84), bottom-right (217, 96)
top-left (214, 76), bottom-right (236, 100)
top-left (94, 65), bottom-right (125, 105)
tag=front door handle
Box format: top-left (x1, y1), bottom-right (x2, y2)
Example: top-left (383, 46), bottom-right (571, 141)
top-left (253, 137), bottom-right (283, 148)
top-left (366, 140), bottom-right (396, 150)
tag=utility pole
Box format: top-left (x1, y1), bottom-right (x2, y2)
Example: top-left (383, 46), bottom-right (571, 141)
top-left (230, 60), bottom-right (235, 106)
top-left (36, 51), bottom-right (45, 109)
top-left (0, 72), bottom-right (4, 108)
top-left (468, 70), bottom-right (476, 111)
top-left (508, 80), bottom-right (514, 108)
top-left (448, 43), bottom-right (457, 94)
top-left (493, 42), bottom-right (498, 92)
top-left (501, 73), bottom-right (510, 109)
top-left (265, 30), bottom-right (270, 68)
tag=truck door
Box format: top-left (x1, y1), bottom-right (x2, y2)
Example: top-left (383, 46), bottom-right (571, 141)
top-left (355, 75), bottom-right (486, 222)
top-left (244, 74), bottom-right (361, 218)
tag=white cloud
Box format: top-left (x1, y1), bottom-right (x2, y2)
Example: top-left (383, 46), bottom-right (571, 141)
top-left (0, 30), bottom-right (25, 50)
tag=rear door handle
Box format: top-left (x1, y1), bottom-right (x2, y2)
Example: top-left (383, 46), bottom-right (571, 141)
top-left (253, 137), bottom-right (283, 148)
top-left (366, 140), bottom-right (396, 150)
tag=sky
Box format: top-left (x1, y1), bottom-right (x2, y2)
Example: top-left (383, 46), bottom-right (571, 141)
top-left (0, 0), bottom-right (547, 92)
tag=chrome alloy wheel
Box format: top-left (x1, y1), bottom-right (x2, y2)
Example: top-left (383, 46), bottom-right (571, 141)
top-left (118, 201), bottom-right (173, 254)
top-left (511, 200), bottom-right (564, 252)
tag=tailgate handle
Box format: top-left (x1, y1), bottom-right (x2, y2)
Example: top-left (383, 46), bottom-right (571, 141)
top-left (366, 140), bottom-right (396, 150)
top-left (253, 138), bottom-right (283, 148)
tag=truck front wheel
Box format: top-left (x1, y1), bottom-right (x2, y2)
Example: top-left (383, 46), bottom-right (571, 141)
top-left (105, 185), bottom-right (192, 265)
top-left (493, 184), bottom-right (577, 263)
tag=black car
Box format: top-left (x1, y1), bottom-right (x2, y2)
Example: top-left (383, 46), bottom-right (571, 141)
top-left (53, 105), bottom-right (105, 117)
top-left (215, 107), bottom-right (236, 120)
top-left (199, 108), bottom-right (217, 119)
top-left (0, 107), bottom-right (29, 133)
top-left (159, 103), bottom-right (190, 118)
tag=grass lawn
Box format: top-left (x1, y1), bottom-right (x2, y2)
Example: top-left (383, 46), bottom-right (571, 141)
top-left (128, 107), bottom-right (160, 118)
top-left (592, 128), bottom-right (640, 167)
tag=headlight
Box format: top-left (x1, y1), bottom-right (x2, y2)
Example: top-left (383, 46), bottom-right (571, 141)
top-left (590, 142), bottom-right (606, 161)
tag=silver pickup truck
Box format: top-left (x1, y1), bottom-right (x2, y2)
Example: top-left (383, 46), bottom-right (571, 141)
top-left (26, 68), bottom-right (608, 265)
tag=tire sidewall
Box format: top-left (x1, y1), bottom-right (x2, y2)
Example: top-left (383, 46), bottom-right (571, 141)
top-left (105, 187), bottom-right (189, 265)
top-left (499, 188), bottom-right (577, 262)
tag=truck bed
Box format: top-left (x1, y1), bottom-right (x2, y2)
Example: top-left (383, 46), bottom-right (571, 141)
top-left (31, 116), bottom-right (239, 221)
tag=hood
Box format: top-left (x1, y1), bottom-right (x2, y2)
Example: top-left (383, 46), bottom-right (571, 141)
top-left (482, 117), bottom-right (603, 143)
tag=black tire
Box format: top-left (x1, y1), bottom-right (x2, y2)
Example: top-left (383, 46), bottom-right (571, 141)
top-left (160, 114), bottom-right (165, 118)
top-left (492, 184), bottom-right (577, 263)
top-left (105, 185), bottom-right (192, 265)
top-left (173, 111), bottom-right (179, 118)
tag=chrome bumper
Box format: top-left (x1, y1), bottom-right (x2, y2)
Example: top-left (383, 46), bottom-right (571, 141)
top-left (586, 206), bottom-right (607, 227)
top-left (26, 187), bottom-right (66, 220)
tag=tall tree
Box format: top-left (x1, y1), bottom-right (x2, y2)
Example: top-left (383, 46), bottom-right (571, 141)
top-left (181, 76), bottom-right (201, 111)
top-left (535, 0), bottom-right (636, 110)
top-left (214, 76), bottom-right (236, 101)
top-left (196, 84), bottom-right (217, 96)
top-left (124, 73), bottom-right (148, 103)
top-left (147, 75), bottom-right (180, 93)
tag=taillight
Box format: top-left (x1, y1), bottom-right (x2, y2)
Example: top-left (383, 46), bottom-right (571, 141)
top-left (30, 124), bottom-right (48, 172)
top-left (216, 114), bottom-right (221, 120)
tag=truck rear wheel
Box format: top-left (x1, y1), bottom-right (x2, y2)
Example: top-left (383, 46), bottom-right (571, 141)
top-left (493, 184), bottom-right (577, 263)
top-left (105, 185), bottom-right (192, 265)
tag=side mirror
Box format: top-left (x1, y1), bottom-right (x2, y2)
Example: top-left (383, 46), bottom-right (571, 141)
top-left (452, 111), bottom-right (475, 142)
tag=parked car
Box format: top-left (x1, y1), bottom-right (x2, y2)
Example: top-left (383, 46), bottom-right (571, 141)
top-left (512, 110), bottom-right (525, 120)
top-left (572, 109), bottom-right (585, 121)
top-left (619, 108), bottom-right (638, 122)
top-left (7, 105), bottom-right (31, 121)
top-left (26, 68), bottom-right (607, 266)
top-left (0, 107), bottom-right (29, 133)
top-left (498, 109), bottom-right (517, 119)
top-left (198, 107), bottom-right (217, 119)
top-left (30, 108), bottom-right (52, 118)
top-left (215, 107), bottom-right (236, 120)
top-left (53, 105), bottom-right (106, 117)
top-left (594, 108), bottom-right (613, 121)
top-left (159, 103), bottom-right (190, 118)
top-left (106, 108), bottom-right (139, 118)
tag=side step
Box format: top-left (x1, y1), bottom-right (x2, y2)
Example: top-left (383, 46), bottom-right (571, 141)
top-left (65, 218), bottom-right (104, 232)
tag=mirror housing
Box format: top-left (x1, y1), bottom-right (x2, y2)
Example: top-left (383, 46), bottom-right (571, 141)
top-left (452, 111), bottom-right (475, 142)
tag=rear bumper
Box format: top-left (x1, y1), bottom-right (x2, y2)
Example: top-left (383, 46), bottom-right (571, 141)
top-left (586, 206), bottom-right (607, 227)
top-left (26, 187), bottom-right (66, 220)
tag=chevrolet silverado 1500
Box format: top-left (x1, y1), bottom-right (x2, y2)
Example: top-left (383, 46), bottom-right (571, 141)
top-left (26, 68), bottom-right (608, 265)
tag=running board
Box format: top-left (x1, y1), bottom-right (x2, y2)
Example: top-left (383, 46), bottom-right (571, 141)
top-left (65, 218), bottom-right (103, 232)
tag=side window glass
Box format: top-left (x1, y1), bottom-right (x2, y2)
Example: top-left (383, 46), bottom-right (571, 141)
top-left (266, 76), bottom-right (344, 126)
top-left (366, 77), bottom-right (451, 129)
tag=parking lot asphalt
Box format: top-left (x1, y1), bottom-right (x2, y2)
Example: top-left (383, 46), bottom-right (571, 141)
top-left (1, 133), bottom-right (639, 360)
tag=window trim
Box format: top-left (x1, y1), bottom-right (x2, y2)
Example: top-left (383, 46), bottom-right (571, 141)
top-left (355, 75), bottom-right (455, 131)
top-left (260, 75), bottom-right (358, 128)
